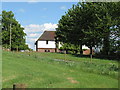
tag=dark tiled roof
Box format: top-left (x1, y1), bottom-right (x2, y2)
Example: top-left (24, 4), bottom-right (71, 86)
top-left (37, 31), bottom-right (56, 41)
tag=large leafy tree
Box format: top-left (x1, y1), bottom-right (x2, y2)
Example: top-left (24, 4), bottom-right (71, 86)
top-left (0, 16), bottom-right (2, 45)
top-left (79, 3), bottom-right (101, 55)
top-left (108, 2), bottom-right (120, 56)
top-left (56, 2), bottom-right (120, 57)
top-left (56, 3), bottom-right (86, 54)
top-left (2, 10), bottom-right (29, 50)
top-left (94, 2), bottom-right (120, 55)
top-left (56, 2), bottom-right (101, 55)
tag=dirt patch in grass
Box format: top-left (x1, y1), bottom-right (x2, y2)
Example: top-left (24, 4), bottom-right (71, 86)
top-left (63, 73), bottom-right (67, 75)
top-left (14, 83), bottom-right (27, 88)
top-left (70, 70), bottom-right (74, 72)
top-left (67, 77), bottom-right (79, 84)
top-left (3, 75), bottom-right (16, 82)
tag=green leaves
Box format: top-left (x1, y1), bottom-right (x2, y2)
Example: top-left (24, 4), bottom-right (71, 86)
top-left (2, 10), bottom-right (29, 51)
top-left (56, 2), bottom-right (120, 56)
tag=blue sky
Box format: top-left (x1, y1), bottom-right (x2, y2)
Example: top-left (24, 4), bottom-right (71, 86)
top-left (2, 2), bottom-right (78, 50)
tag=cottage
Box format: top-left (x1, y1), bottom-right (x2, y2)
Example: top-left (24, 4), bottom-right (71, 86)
top-left (35, 30), bottom-right (90, 54)
top-left (35, 31), bottom-right (61, 52)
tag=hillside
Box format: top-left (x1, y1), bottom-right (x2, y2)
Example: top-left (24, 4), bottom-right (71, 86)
top-left (2, 51), bottom-right (118, 88)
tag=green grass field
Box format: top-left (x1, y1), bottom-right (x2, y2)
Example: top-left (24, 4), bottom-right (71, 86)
top-left (2, 51), bottom-right (118, 88)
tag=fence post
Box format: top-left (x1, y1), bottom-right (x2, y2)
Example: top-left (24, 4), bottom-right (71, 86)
top-left (13, 84), bottom-right (16, 90)
top-left (13, 84), bottom-right (26, 90)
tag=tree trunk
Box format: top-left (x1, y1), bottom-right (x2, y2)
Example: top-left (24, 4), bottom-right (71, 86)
top-left (80, 44), bottom-right (83, 55)
top-left (55, 48), bottom-right (57, 53)
top-left (35, 41), bottom-right (38, 52)
top-left (64, 50), bottom-right (66, 61)
top-left (103, 30), bottom-right (110, 55)
top-left (66, 49), bottom-right (68, 54)
top-left (90, 46), bottom-right (92, 62)
top-left (17, 46), bottom-right (18, 52)
top-left (75, 50), bottom-right (78, 54)
top-left (55, 41), bottom-right (59, 53)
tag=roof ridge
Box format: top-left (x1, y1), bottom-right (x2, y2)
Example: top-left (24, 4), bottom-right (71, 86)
top-left (36, 30), bottom-right (56, 41)
top-left (44, 30), bottom-right (56, 32)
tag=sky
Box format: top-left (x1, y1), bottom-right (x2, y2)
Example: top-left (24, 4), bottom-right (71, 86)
top-left (2, 2), bottom-right (78, 50)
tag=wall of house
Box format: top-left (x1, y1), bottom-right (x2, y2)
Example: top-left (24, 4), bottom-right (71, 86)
top-left (38, 41), bottom-right (56, 48)
top-left (37, 48), bottom-right (56, 52)
top-left (58, 42), bottom-right (62, 48)
top-left (82, 45), bottom-right (89, 49)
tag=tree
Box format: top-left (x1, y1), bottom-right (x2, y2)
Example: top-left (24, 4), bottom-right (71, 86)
top-left (94, 2), bottom-right (120, 56)
top-left (57, 2), bottom-right (120, 60)
top-left (56, 3), bottom-right (87, 54)
top-left (2, 11), bottom-right (29, 51)
top-left (56, 2), bottom-right (120, 59)
top-left (56, 2), bottom-right (101, 55)
top-left (0, 16), bottom-right (2, 45)
top-left (109, 2), bottom-right (120, 56)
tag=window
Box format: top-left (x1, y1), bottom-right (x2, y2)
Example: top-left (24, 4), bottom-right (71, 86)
top-left (45, 50), bottom-right (50, 52)
top-left (46, 40), bottom-right (48, 44)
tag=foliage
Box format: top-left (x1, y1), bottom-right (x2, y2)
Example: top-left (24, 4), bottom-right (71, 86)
top-left (59, 43), bottom-right (79, 54)
top-left (1, 11), bottom-right (29, 50)
top-left (94, 2), bottom-right (120, 55)
top-left (56, 3), bottom-right (85, 54)
top-left (0, 15), bottom-right (2, 45)
top-left (56, 2), bottom-right (120, 57)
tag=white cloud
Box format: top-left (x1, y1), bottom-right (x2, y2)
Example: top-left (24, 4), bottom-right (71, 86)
top-left (27, 38), bottom-right (38, 42)
top-left (29, 33), bottom-right (40, 37)
top-left (60, 6), bottom-right (67, 10)
top-left (24, 23), bottom-right (57, 33)
top-left (23, 23), bottom-right (58, 50)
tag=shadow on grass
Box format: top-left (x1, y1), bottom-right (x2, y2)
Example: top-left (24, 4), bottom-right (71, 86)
top-left (69, 53), bottom-right (119, 61)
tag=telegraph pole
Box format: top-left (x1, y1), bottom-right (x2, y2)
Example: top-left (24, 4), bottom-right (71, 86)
top-left (10, 23), bottom-right (11, 51)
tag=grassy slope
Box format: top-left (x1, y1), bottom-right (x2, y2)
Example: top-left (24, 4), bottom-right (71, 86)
top-left (0, 47), bottom-right (2, 89)
top-left (2, 51), bottom-right (118, 88)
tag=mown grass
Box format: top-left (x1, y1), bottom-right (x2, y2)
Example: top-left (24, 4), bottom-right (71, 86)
top-left (2, 51), bottom-right (118, 88)
top-left (0, 46), bottom-right (2, 89)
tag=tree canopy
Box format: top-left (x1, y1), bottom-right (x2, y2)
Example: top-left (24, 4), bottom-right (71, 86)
top-left (1, 10), bottom-right (29, 51)
top-left (56, 2), bottom-right (120, 57)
